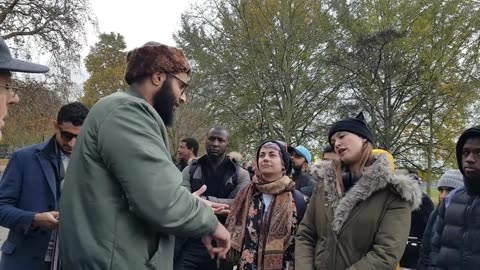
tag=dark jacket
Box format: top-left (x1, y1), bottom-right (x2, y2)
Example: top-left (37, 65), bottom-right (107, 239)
top-left (295, 154), bottom-right (423, 270)
top-left (177, 155), bottom-right (250, 270)
top-left (182, 155), bottom-right (250, 206)
top-left (417, 208), bottom-right (439, 270)
top-left (292, 170), bottom-right (315, 198)
top-left (400, 192), bottom-right (434, 268)
top-left (429, 188), bottom-right (480, 270)
top-left (0, 137), bottom-right (61, 270)
top-left (429, 126), bottom-right (480, 270)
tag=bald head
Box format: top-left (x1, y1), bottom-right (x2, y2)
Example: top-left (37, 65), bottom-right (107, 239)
top-left (206, 127), bottom-right (230, 158)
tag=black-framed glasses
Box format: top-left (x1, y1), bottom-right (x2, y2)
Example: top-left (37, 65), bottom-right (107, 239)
top-left (165, 72), bottom-right (189, 95)
top-left (0, 83), bottom-right (18, 97)
top-left (60, 131), bottom-right (78, 142)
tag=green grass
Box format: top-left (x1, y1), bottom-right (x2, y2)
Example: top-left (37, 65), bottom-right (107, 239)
top-left (428, 189), bottom-right (440, 205)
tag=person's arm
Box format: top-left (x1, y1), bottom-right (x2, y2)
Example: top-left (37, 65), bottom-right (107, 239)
top-left (428, 201), bottom-right (446, 269)
top-left (348, 198), bottom-right (411, 270)
top-left (97, 102), bottom-right (217, 237)
top-left (295, 183), bottom-right (322, 270)
top-left (0, 152), bottom-right (37, 234)
top-left (206, 168), bottom-right (250, 206)
top-left (181, 165), bottom-right (192, 192)
top-left (417, 208), bottom-right (438, 270)
top-left (420, 194), bottom-right (435, 235)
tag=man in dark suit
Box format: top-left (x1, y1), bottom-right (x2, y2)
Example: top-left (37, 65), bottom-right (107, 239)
top-left (0, 102), bottom-right (88, 270)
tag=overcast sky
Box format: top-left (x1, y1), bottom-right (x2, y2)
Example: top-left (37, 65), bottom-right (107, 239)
top-left (88, 0), bottom-right (193, 49)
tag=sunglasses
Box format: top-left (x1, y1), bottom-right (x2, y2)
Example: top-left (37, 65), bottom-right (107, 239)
top-left (60, 131), bottom-right (78, 142)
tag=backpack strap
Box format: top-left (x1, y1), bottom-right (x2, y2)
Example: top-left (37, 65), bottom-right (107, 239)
top-left (232, 166), bottom-right (241, 186)
top-left (188, 159), bottom-right (199, 182)
top-left (292, 189), bottom-right (306, 222)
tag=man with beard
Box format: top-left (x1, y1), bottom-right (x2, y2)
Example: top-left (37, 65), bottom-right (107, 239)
top-left (429, 126), bottom-right (480, 270)
top-left (59, 42), bottom-right (231, 270)
top-left (0, 102), bottom-right (88, 270)
top-left (175, 127), bottom-right (250, 270)
top-left (288, 145), bottom-right (315, 198)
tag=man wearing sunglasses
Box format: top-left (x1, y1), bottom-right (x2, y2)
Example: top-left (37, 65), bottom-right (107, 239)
top-left (59, 42), bottom-right (231, 270)
top-left (0, 102), bottom-right (88, 270)
top-left (0, 37), bottom-right (49, 140)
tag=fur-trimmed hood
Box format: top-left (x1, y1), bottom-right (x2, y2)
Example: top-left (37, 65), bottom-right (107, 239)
top-left (311, 154), bottom-right (422, 233)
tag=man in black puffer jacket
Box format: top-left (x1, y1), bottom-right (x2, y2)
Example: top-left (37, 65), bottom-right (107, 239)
top-left (429, 126), bottom-right (480, 270)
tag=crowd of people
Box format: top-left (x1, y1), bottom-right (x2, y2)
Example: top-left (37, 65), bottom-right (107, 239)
top-left (0, 38), bottom-right (478, 270)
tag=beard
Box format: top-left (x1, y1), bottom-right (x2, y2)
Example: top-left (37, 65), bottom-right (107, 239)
top-left (293, 164), bottom-right (303, 173)
top-left (152, 77), bottom-right (177, 126)
top-left (464, 173), bottom-right (480, 196)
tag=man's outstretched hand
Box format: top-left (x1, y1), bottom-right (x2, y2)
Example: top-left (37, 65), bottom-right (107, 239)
top-left (202, 222), bottom-right (231, 259)
top-left (193, 185), bottom-right (230, 215)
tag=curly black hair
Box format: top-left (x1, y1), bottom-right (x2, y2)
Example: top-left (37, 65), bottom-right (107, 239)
top-left (57, 102), bottom-right (89, 126)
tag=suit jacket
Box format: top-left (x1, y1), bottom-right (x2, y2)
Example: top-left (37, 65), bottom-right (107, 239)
top-left (0, 137), bottom-right (61, 270)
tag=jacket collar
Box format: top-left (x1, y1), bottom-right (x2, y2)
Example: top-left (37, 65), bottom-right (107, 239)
top-left (197, 154), bottom-right (236, 170)
top-left (36, 135), bottom-right (58, 162)
top-left (311, 154), bottom-right (422, 233)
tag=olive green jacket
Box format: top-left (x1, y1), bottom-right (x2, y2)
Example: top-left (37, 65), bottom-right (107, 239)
top-left (59, 91), bottom-right (218, 270)
top-left (295, 155), bottom-right (422, 270)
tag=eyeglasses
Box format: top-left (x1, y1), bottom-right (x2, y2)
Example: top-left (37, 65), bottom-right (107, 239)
top-left (0, 83), bottom-right (18, 97)
top-left (60, 131), bottom-right (78, 142)
top-left (165, 72), bottom-right (189, 95)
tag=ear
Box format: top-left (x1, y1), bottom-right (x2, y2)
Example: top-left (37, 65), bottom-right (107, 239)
top-left (53, 120), bottom-right (59, 131)
top-left (151, 72), bottom-right (166, 87)
top-left (362, 138), bottom-right (367, 143)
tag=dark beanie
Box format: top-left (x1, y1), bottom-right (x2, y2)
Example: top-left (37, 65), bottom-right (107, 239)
top-left (256, 140), bottom-right (293, 176)
top-left (328, 112), bottom-right (375, 146)
top-left (456, 125), bottom-right (480, 176)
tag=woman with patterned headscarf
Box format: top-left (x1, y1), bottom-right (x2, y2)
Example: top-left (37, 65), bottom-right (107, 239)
top-left (224, 141), bottom-right (306, 270)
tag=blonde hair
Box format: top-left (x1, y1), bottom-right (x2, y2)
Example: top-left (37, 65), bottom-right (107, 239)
top-left (372, 149), bottom-right (395, 171)
top-left (335, 142), bottom-right (374, 196)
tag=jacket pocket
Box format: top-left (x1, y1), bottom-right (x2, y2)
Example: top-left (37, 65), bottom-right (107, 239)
top-left (0, 240), bottom-right (16, 255)
top-left (146, 244), bottom-right (164, 270)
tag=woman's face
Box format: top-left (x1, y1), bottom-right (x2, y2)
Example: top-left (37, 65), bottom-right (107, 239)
top-left (258, 146), bottom-right (284, 178)
top-left (331, 131), bottom-right (366, 165)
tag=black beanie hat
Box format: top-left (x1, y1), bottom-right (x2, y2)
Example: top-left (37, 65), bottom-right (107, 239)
top-left (456, 125), bottom-right (480, 176)
top-left (328, 112), bottom-right (375, 146)
top-left (256, 140), bottom-right (293, 176)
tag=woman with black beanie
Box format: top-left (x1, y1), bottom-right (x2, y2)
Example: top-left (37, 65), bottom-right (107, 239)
top-left (296, 113), bottom-right (423, 270)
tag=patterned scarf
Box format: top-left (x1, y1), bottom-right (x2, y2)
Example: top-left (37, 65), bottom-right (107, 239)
top-left (225, 173), bottom-right (296, 270)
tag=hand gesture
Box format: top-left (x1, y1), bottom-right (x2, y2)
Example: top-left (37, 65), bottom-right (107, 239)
top-left (201, 222), bottom-right (231, 259)
top-left (193, 185), bottom-right (230, 215)
top-left (32, 211), bottom-right (59, 230)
